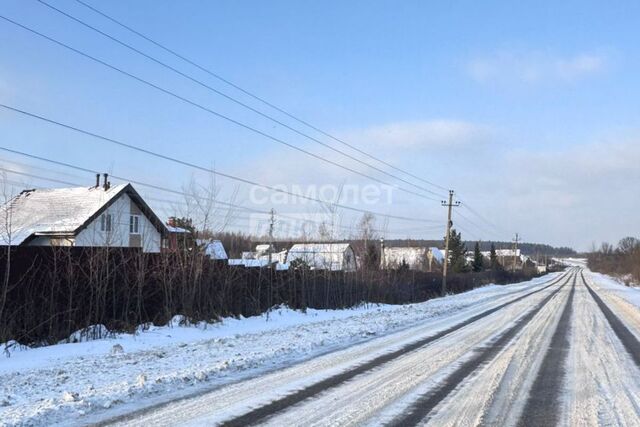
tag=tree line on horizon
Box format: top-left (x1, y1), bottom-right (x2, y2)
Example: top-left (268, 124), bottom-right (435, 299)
top-left (588, 237), bottom-right (640, 285)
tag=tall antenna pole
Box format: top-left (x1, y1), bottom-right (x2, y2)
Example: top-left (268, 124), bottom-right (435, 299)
top-left (441, 190), bottom-right (460, 296)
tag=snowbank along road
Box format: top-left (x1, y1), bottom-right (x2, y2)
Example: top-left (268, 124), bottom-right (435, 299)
top-left (98, 267), bottom-right (640, 427)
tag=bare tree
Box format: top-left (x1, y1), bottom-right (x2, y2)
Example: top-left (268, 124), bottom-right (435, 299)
top-left (356, 212), bottom-right (380, 270)
top-left (176, 173), bottom-right (241, 237)
top-left (0, 173), bottom-right (18, 339)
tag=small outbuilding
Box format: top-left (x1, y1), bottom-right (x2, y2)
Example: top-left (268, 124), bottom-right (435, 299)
top-left (286, 243), bottom-right (357, 272)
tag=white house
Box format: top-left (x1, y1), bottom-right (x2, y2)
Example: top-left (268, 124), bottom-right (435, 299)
top-left (383, 246), bottom-right (428, 269)
top-left (480, 248), bottom-right (522, 259)
top-left (480, 249), bottom-right (524, 267)
top-left (242, 244), bottom-right (288, 264)
top-left (383, 246), bottom-right (444, 271)
top-left (1, 179), bottom-right (166, 253)
top-left (286, 243), bottom-right (357, 272)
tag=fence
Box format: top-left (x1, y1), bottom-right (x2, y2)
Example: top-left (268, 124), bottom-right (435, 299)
top-left (0, 247), bottom-right (538, 345)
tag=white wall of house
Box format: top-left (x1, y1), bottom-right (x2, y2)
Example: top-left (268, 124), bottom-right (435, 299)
top-left (75, 193), bottom-right (161, 253)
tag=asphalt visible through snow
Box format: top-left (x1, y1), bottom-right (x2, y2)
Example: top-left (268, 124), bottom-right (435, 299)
top-left (98, 267), bottom-right (640, 427)
top-left (516, 272), bottom-right (576, 427)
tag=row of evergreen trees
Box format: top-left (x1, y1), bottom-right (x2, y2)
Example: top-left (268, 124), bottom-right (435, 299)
top-left (446, 229), bottom-right (502, 273)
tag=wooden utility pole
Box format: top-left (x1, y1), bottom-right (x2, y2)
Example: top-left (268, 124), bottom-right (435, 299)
top-left (268, 208), bottom-right (275, 265)
top-left (512, 232), bottom-right (520, 272)
top-left (441, 190), bottom-right (460, 296)
top-left (380, 237), bottom-right (385, 270)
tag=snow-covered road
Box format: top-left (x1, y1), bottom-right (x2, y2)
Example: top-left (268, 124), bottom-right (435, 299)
top-left (92, 267), bottom-right (640, 426)
top-left (3, 267), bottom-right (639, 426)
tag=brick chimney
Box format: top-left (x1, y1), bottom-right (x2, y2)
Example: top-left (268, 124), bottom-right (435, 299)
top-left (95, 173), bottom-right (100, 188)
top-left (103, 173), bottom-right (111, 191)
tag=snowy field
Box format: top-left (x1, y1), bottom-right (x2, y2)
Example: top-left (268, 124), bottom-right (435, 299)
top-left (1, 274), bottom-right (556, 426)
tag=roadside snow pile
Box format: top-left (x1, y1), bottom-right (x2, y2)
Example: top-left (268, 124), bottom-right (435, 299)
top-left (590, 271), bottom-right (640, 308)
top-left (0, 275), bottom-right (555, 427)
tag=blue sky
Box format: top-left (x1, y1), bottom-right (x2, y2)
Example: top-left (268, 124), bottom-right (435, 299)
top-left (1, 0), bottom-right (639, 250)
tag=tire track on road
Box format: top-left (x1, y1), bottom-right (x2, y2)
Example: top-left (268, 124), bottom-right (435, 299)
top-left (515, 271), bottom-right (576, 426)
top-left (582, 271), bottom-right (640, 367)
top-left (218, 270), bottom-right (574, 427)
top-left (219, 271), bottom-right (573, 427)
top-left (387, 270), bottom-right (574, 427)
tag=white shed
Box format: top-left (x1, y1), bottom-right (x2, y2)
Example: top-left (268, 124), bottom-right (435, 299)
top-left (286, 243), bottom-right (357, 272)
top-left (383, 247), bottom-right (428, 269)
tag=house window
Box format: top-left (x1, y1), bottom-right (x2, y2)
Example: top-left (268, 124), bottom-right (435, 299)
top-left (129, 215), bottom-right (140, 234)
top-left (100, 214), bottom-right (112, 232)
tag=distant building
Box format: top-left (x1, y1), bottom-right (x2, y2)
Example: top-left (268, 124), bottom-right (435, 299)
top-left (0, 177), bottom-right (166, 253)
top-left (198, 239), bottom-right (228, 260)
top-left (480, 249), bottom-right (524, 268)
top-left (383, 246), bottom-right (444, 271)
top-left (383, 247), bottom-right (428, 270)
top-left (242, 244), bottom-right (287, 264)
top-left (286, 243), bottom-right (357, 272)
top-left (165, 217), bottom-right (195, 252)
top-left (479, 249), bottom-right (522, 259)
top-left (254, 244), bottom-right (275, 255)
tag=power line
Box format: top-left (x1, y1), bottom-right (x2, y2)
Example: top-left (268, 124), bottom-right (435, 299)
top-left (72, 0), bottom-right (449, 194)
top-left (36, 0), bottom-right (446, 200)
top-left (457, 196), bottom-right (509, 236)
top-left (0, 167), bottom-right (81, 188)
top-left (0, 13), bottom-right (440, 203)
top-left (2, 7), bottom-right (508, 242)
top-left (0, 106), bottom-right (439, 224)
top-left (455, 209), bottom-right (508, 242)
top-left (0, 152), bottom-right (438, 239)
top-left (0, 164), bottom-right (434, 239)
top-left (454, 223), bottom-right (481, 242)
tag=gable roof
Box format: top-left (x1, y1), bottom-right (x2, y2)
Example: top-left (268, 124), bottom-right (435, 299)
top-left (202, 240), bottom-right (228, 260)
top-left (1, 184), bottom-right (167, 245)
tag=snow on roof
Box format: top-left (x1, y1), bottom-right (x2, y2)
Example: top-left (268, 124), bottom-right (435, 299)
top-left (202, 240), bottom-right (228, 260)
top-left (288, 243), bottom-right (352, 254)
top-left (255, 244), bottom-right (274, 253)
top-left (429, 247), bottom-right (444, 263)
top-left (286, 243), bottom-right (355, 271)
top-left (0, 184), bottom-right (129, 245)
top-left (480, 249), bottom-right (521, 258)
top-left (166, 225), bottom-right (190, 233)
top-left (228, 259), bottom-right (272, 268)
